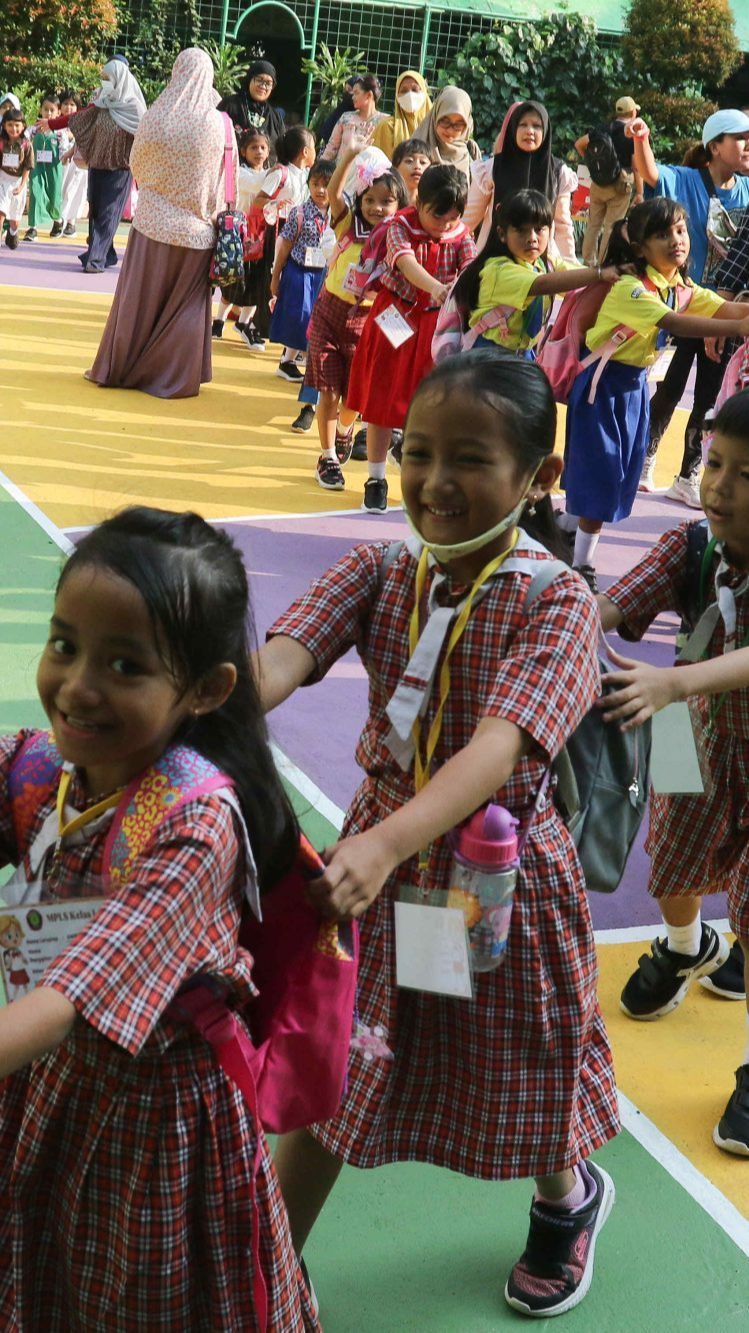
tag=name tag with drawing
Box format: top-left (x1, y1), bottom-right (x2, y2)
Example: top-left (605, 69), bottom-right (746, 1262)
top-left (0, 898), bottom-right (106, 1002)
top-left (375, 304), bottom-right (415, 348)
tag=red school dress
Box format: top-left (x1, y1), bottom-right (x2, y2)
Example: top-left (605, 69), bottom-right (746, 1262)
top-left (268, 538), bottom-right (620, 1180)
top-left (346, 206), bottom-right (477, 429)
top-left (0, 730), bottom-right (320, 1333)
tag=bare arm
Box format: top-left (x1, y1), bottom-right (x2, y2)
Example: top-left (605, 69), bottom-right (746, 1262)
top-left (574, 134), bottom-right (589, 156)
top-left (270, 235), bottom-right (294, 297)
top-left (0, 986), bottom-right (76, 1079)
top-left (633, 167), bottom-right (644, 201)
top-left (597, 594), bottom-right (624, 632)
top-left (600, 643), bottom-right (749, 730)
top-left (630, 129), bottom-right (658, 188)
top-left (660, 308), bottom-right (749, 340)
top-left (326, 137), bottom-right (361, 221)
top-left (309, 716), bottom-right (531, 919)
top-left (529, 263), bottom-right (624, 296)
top-left (396, 252), bottom-right (449, 304)
top-left (252, 635), bottom-right (317, 712)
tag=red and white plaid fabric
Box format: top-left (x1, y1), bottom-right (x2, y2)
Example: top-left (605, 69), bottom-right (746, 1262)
top-left (269, 541), bottom-right (619, 1179)
top-left (0, 731), bottom-right (319, 1331)
top-left (381, 208), bottom-right (476, 305)
top-left (606, 523), bottom-right (749, 933)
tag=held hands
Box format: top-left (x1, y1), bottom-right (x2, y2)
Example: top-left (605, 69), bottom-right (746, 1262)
top-left (597, 645), bottom-right (679, 730)
top-left (705, 335), bottom-right (724, 363)
top-left (307, 827), bottom-right (400, 921)
top-left (430, 280), bottom-right (449, 306)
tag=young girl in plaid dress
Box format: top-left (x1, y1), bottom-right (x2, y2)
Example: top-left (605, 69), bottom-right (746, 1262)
top-left (598, 388), bottom-right (749, 1156)
top-left (256, 351), bottom-right (620, 1319)
top-left (346, 163), bottom-right (477, 513)
top-left (0, 507), bottom-right (320, 1331)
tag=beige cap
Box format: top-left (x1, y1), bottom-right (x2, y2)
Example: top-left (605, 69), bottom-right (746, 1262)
top-left (616, 96), bottom-right (640, 115)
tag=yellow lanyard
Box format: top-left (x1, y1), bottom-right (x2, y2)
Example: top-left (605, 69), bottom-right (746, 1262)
top-left (56, 770), bottom-right (123, 844)
top-left (409, 531), bottom-right (519, 796)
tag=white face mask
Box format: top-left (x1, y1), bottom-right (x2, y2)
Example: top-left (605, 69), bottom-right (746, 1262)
top-left (402, 488), bottom-right (534, 564)
top-left (397, 90), bottom-right (426, 116)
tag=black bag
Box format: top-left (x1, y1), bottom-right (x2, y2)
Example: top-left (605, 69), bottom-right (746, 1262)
top-left (585, 128), bottom-right (623, 188)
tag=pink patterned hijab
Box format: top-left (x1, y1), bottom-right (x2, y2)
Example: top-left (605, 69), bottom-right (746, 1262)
top-left (130, 48), bottom-right (234, 249)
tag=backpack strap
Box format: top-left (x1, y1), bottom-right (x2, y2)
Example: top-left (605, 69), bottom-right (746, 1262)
top-left (579, 274), bottom-right (693, 405)
top-left (8, 731), bottom-right (63, 857)
top-left (220, 112), bottom-right (235, 209)
top-left (523, 558), bottom-right (582, 822)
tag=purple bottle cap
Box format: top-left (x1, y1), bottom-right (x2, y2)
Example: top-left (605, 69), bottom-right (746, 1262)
top-left (458, 803), bottom-right (519, 869)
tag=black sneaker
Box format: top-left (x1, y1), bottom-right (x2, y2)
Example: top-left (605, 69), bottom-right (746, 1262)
top-left (700, 938), bottom-right (745, 999)
top-left (49, 220), bottom-right (63, 238)
top-left (292, 405), bottom-right (316, 433)
top-left (361, 477), bottom-right (388, 513)
top-left (211, 319), bottom-right (224, 340)
top-left (63, 222), bottom-right (76, 237)
top-left (573, 564), bottom-right (599, 594)
top-left (505, 1162), bottom-right (615, 1317)
top-left (248, 325), bottom-right (266, 351)
top-left (335, 426), bottom-right (354, 465)
top-left (316, 454), bottom-right (345, 490)
top-left (277, 360), bottom-right (304, 381)
top-left (714, 1065), bottom-right (749, 1156)
top-left (387, 429), bottom-right (403, 467)
top-left (235, 321), bottom-right (254, 348)
top-left (351, 427), bottom-right (368, 461)
top-left (24, 227), bottom-right (37, 242)
top-left (5, 229), bottom-right (19, 250)
top-left (620, 925), bottom-right (729, 1020)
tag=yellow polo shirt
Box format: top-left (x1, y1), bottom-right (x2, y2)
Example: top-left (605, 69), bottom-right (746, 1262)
top-left (469, 255), bottom-right (577, 350)
top-left (324, 209), bottom-right (373, 306)
top-left (585, 264), bottom-right (724, 367)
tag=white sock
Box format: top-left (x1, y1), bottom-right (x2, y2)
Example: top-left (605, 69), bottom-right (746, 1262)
top-left (666, 914), bottom-right (702, 957)
top-left (369, 461), bottom-right (387, 481)
top-left (557, 510), bottom-right (579, 533)
top-left (239, 305), bottom-right (255, 323)
top-left (742, 1012), bottom-right (749, 1067)
top-left (573, 529), bottom-right (600, 568)
top-left (217, 302), bottom-right (232, 322)
top-left (321, 446), bottom-right (337, 461)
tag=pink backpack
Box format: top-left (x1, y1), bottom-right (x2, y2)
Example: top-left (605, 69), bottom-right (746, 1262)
top-left (432, 270), bottom-right (552, 364)
top-left (713, 338), bottom-right (749, 414)
top-left (536, 275), bottom-right (693, 404)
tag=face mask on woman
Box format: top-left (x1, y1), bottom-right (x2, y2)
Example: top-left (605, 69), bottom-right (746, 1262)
top-left (397, 90), bottom-right (426, 115)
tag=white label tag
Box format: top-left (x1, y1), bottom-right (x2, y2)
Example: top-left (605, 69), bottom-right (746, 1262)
top-left (375, 304), bottom-right (415, 349)
top-left (304, 245), bottom-right (326, 268)
top-left (2, 152), bottom-right (20, 168)
top-left (36, 149), bottom-right (54, 163)
top-left (342, 262), bottom-right (369, 297)
top-left (394, 900), bottom-right (473, 999)
top-left (0, 897), bottom-right (106, 1002)
top-left (650, 702), bottom-right (704, 793)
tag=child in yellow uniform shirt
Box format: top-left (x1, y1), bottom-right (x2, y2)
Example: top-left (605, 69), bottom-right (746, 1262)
top-left (561, 198), bottom-right (749, 588)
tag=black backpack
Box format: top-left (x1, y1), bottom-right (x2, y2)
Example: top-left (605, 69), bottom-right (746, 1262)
top-left (584, 127), bottom-right (623, 188)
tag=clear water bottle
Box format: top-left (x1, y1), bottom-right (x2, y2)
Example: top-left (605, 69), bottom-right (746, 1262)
top-left (447, 803), bottom-right (519, 972)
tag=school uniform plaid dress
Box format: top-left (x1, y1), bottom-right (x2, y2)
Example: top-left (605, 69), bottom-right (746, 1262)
top-left (269, 541), bottom-right (620, 1179)
top-left (606, 523), bottom-right (749, 937)
top-left (0, 730), bottom-right (319, 1332)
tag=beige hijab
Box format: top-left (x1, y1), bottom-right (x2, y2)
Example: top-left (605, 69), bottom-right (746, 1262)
top-left (415, 85), bottom-right (478, 182)
top-left (130, 48), bottom-right (234, 249)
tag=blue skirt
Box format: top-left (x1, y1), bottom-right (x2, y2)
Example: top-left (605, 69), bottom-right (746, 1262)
top-left (472, 334), bottom-right (535, 360)
top-left (269, 257), bottom-right (325, 351)
top-left (561, 359), bottom-right (649, 523)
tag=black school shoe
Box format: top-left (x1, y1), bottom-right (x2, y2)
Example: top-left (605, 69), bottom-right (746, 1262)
top-left (714, 1065), bottom-right (749, 1156)
top-left (292, 404), bottom-right (316, 433)
top-left (699, 938), bottom-right (746, 999)
top-left (620, 925), bottom-right (729, 1020)
top-left (211, 318), bottom-right (224, 340)
top-left (23, 227), bottom-right (37, 242)
top-left (351, 427), bottom-right (368, 461)
top-left (5, 229), bottom-right (19, 249)
top-left (505, 1162), bottom-right (615, 1317)
top-left (50, 220), bottom-right (63, 237)
top-left (361, 477), bottom-right (388, 513)
top-left (573, 564), bottom-right (599, 594)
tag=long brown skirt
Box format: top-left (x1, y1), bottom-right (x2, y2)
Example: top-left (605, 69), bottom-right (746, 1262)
top-left (87, 228), bottom-right (213, 399)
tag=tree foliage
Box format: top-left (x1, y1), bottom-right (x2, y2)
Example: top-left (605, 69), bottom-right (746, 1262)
top-left (435, 12), bottom-right (626, 158)
top-left (623, 0), bottom-right (741, 94)
top-left (0, 0), bottom-right (117, 61)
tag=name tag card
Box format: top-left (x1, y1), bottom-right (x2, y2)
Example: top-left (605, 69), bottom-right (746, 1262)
top-left (650, 703), bottom-right (705, 794)
top-left (0, 898), bottom-right (106, 1002)
top-left (394, 900), bottom-right (473, 1000)
top-left (342, 263), bottom-right (370, 297)
top-left (2, 152), bottom-right (20, 168)
top-left (375, 304), bottom-right (415, 348)
top-left (304, 245), bottom-right (326, 268)
top-left (36, 149), bottom-right (54, 163)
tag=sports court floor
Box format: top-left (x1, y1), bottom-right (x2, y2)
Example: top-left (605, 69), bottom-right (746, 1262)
top-left (1, 231), bottom-right (748, 1327)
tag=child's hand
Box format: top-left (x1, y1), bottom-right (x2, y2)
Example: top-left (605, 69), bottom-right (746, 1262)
top-left (596, 646), bottom-right (680, 729)
top-left (705, 335), bottom-right (724, 362)
top-left (739, 315), bottom-right (749, 340)
top-left (269, 272), bottom-right (280, 298)
top-left (12, 184), bottom-right (23, 196)
top-left (61, 148), bottom-right (75, 164)
top-left (599, 264), bottom-right (622, 284)
top-left (307, 828), bottom-right (399, 920)
top-left (341, 122), bottom-right (369, 156)
top-left (35, 118), bottom-right (49, 133)
top-left (430, 280), bottom-right (449, 306)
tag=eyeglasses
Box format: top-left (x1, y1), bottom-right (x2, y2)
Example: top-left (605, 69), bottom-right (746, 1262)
top-left (252, 78), bottom-right (274, 89)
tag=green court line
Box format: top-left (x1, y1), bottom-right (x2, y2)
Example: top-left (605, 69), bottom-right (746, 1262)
top-left (1, 481), bottom-right (748, 1326)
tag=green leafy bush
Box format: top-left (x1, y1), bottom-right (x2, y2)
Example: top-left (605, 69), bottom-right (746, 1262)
top-left (0, 0), bottom-right (117, 61)
top-left (200, 40), bottom-right (248, 98)
top-left (637, 90), bottom-right (717, 162)
top-left (302, 44), bottom-right (368, 131)
top-left (623, 0), bottom-right (741, 94)
top-left (0, 53), bottom-right (101, 102)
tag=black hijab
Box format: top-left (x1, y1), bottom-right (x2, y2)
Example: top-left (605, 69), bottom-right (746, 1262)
top-left (491, 100), bottom-right (563, 209)
top-left (218, 61), bottom-right (286, 145)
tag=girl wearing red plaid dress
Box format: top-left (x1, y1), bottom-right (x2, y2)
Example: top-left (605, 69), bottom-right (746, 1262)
top-left (346, 162), bottom-right (477, 513)
top-left (256, 350), bottom-right (620, 1319)
top-left (0, 507), bottom-right (320, 1331)
top-left (598, 387), bottom-right (749, 1156)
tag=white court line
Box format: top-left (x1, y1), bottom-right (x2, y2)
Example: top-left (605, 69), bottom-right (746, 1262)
top-left (63, 504), bottom-right (406, 536)
top-left (0, 469), bottom-right (74, 553)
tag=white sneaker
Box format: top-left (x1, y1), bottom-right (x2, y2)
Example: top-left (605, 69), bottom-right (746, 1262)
top-left (638, 456), bottom-right (657, 492)
top-left (664, 473), bottom-right (703, 509)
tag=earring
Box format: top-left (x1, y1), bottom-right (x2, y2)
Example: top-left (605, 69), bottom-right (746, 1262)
top-left (527, 496), bottom-right (537, 516)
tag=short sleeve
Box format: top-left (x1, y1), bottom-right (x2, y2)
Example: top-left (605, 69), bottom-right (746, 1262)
top-left (686, 283), bottom-right (726, 318)
top-left (280, 205), bottom-right (302, 242)
top-left (457, 229), bottom-right (478, 271)
top-left (386, 216), bottom-right (414, 266)
top-left (478, 258), bottom-right (538, 311)
top-left (598, 276), bottom-right (670, 336)
top-left (482, 572), bottom-right (600, 763)
top-left (267, 542), bottom-right (388, 682)
top-left (41, 797), bottom-right (243, 1055)
top-left (261, 165), bottom-right (283, 198)
top-left (604, 525), bottom-right (690, 640)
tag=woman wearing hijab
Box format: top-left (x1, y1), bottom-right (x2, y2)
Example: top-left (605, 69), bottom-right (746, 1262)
top-left (218, 60), bottom-right (285, 147)
top-left (464, 99), bottom-right (577, 261)
top-left (413, 85), bottom-right (480, 184)
top-left (87, 48), bottom-right (237, 399)
top-left (372, 70), bottom-right (432, 160)
top-left (44, 57), bottom-right (147, 272)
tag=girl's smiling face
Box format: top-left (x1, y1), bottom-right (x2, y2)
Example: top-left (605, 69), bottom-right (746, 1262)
top-left (3, 117), bottom-right (24, 141)
top-left (401, 385), bottom-right (561, 578)
top-left (638, 215), bottom-right (690, 278)
top-left (37, 565), bottom-right (204, 797)
top-left (515, 111), bottom-right (545, 153)
top-left (360, 179), bottom-right (399, 226)
top-left (61, 99), bottom-right (78, 117)
top-left (701, 430), bottom-right (749, 570)
top-left (500, 221), bottom-right (550, 264)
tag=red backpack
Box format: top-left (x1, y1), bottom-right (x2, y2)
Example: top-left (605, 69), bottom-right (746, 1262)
top-left (536, 275), bottom-right (693, 404)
